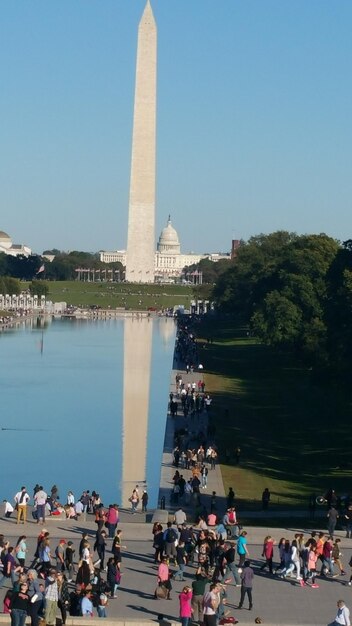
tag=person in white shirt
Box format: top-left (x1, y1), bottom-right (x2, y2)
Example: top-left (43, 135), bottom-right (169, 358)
top-left (14, 487), bottom-right (30, 524)
top-left (203, 582), bottom-right (220, 626)
top-left (174, 508), bottom-right (187, 526)
top-left (34, 487), bottom-right (48, 524)
top-left (330, 600), bottom-right (351, 626)
top-left (75, 500), bottom-right (84, 516)
top-left (3, 500), bottom-right (14, 518)
top-left (67, 491), bottom-right (75, 506)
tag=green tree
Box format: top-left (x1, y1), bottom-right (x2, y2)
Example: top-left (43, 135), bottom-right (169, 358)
top-left (0, 252), bottom-right (9, 276)
top-left (184, 257), bottom-right (231, 285)
top-left (252, 291), bottom-right (302, 346)
top-left (325, 240), bottom-right (352, 381)
top-left (0, 276), bottom-right (21, 295)
top-left (213, 231), bottom-right (339, 362)
top-left (29, 281), bottom-right (49, 297)
top-left (5, 255), bottom-right (42, 280)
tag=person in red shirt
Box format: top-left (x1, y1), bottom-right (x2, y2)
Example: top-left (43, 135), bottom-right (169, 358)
top-left (260, 536), bottom-right (275, 574)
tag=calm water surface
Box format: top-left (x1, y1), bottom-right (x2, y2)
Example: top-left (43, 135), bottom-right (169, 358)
top-left (0, 316), bottom-right (176, 507)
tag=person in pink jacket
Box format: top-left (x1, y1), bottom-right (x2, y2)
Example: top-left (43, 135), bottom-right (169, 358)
top-left (106, 505), bottom-right (119, 539)
top-left (179, 586), bottom-right (193, 626)
top-left (157, 557), bottom-right (172, 599)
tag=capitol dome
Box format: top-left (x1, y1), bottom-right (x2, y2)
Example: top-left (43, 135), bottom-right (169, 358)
top-left (157, 216), bottom-right (181, 254)
top-left (0, 231), bottom-right (12, 250)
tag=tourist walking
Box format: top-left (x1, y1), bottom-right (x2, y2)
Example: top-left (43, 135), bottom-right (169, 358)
top-left (65, 541), bottom-right (75, 582)
top-left (202, 582), bottom-right (220, 626)
top-left (44, 570), bottom-right (59, 626)
top-left (224, 544), bottom-right (241, 586)
top-left (57, 572), bottom-right (70, 625)
top-left (327, 506), bottom-right (339, 538)
top-left (306, 546), bottom-right (319, 588)
top-left (157, 557), bottom-right (172, 600)
top-left (112, 530), bottom-right (125, 564)
top-left (237, 531), bottom-right (249, 567)
top-left (94, 530), bottom-right (107, 571)
top-left (10, 581), bottom-right (30, 626)
top-left (238, 560), bottom-right (254, 611)
top-left (260, 536), bottom-right (274, 574)
top-left (15, 536), bottom-right (27, 572)
top-left (27, 569), bottom-right (44, 626)
top-left (107, 557), bottom-right (120, 598)
top-left (191, 567), bottom-right (208, 624)
top-left (129, 489), bottom-right (139, 514)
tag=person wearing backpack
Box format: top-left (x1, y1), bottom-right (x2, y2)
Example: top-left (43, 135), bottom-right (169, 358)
top-left (163, 522), bottom-right (178, 562)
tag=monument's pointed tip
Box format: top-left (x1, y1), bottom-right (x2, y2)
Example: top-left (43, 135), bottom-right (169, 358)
top-left (141, 0), bottom-right (155, 23)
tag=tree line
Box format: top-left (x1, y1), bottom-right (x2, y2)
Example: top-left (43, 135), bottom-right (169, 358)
top-left (210, 231), bottom-right (352, 384)
top-left (0, 251), bottom-right (123, 282)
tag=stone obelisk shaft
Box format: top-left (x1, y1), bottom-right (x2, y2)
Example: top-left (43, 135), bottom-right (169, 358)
top-left (126, 1), bottom-right (157, 283)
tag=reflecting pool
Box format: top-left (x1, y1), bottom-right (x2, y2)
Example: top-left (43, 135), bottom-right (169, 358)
top-left (0, 316), bottom-right (176, 507)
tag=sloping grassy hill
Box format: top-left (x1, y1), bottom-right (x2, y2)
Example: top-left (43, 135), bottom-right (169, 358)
top-left (199, 317), bottom-right (352, 509)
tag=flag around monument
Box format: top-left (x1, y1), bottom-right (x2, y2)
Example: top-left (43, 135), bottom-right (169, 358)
top-left (125, 0), bottom-right (157, 283)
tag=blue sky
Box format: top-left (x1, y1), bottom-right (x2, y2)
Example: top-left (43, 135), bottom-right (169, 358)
top-left (1, 0), bottom-right (351, 255)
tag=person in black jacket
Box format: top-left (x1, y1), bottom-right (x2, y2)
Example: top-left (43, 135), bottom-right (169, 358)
top-left (10, 582), bottom-right (30, 626)
top-left (94, 530), bottom-right (107, 571)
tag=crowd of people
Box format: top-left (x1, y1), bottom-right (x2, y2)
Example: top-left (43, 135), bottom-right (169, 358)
top-left (5, 485), bottom-right (120, 525)
top-left (2, 509), bottom-right (352, 626)
top-left (0, 514), bottom-right (127, 625)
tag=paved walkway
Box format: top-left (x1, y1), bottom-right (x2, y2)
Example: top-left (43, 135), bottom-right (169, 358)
top-left (158, 365), bottom-right (225, 522)
top-left (0, 515), bottom-right (351, 625)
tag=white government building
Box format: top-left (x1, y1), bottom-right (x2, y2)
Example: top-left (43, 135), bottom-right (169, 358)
top-left (100, 217), bottom-right (230, 280)
top-left (0, 231), bottom-right (32, 257)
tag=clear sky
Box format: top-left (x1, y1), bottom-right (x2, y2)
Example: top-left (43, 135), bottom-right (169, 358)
top-left (1, 0), bottom-right (351, 255)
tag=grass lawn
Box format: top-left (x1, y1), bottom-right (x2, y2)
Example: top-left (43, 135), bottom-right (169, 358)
top-left (27, 281), bottom-right (193, 310)
top-left (199, 317), bottom-right (352, 509)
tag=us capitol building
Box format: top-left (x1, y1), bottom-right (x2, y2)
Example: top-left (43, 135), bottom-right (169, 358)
top-left (0, 231), bottom-right (31, 257)
top-left (100, 216), bottom-right (229, 281)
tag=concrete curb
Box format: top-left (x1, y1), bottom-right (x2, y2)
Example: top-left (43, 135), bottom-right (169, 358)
top-left (0, 618), bottom-right (326, 626)
top-left (0, 615), bottom-right (180, 626)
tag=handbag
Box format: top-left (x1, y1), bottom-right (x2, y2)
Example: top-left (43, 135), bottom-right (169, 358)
top-left (155, 585), bottom-right (168, 599)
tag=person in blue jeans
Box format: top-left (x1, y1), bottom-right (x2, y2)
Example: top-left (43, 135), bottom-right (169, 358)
top-left (97, 593), bottom-right (108, 618)
top-left (10, 582), bottom-right (30, 626)
top-left (224, 545), bottom-right (241, 586)
top-left (175, 542), bottom-right (186, 581)
top-left (237, 531), bottom-right (249, 568)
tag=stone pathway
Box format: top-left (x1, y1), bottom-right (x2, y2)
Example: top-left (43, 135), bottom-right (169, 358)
top-left (158, 366), bottom-right (225, 522)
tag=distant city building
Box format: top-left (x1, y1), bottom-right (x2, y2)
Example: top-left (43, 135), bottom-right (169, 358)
top-left (0, 231), bottom-right (32, 257)
top-left (100, 216), bottom-right (230, 280)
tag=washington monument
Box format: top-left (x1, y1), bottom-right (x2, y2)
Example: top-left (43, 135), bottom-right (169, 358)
top-left (125, 0), bottom-right (157, 283)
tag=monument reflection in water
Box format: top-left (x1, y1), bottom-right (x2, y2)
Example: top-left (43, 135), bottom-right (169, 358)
top-left (0, 316), bottom-right (175, 508)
